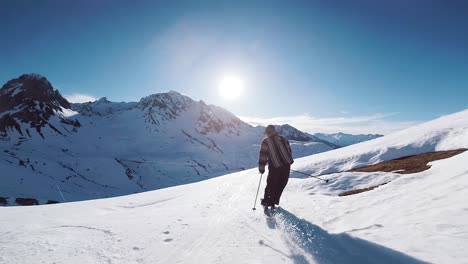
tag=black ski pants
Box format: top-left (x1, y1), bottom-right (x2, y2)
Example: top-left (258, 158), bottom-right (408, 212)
top-left (262, 164), bottom-right (290, 206)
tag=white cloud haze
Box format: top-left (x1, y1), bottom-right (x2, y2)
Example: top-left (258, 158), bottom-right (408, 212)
top-left (240, 113), bottom-right (420, 135)
top-left (65, 93), bottom-right (97, 103)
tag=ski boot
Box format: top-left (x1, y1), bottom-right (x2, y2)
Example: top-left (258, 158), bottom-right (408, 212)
top-left (260, 199), bottom-right (271, 217)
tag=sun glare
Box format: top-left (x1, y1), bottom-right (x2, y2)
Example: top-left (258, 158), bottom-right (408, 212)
top-left (218, 75), bottom-right (244, 100)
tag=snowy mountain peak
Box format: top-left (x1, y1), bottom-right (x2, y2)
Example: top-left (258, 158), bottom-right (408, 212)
top-left (138, 91), bottom-right (194, 112)
top-left (168, 90), bottom-right (182, 95)
top-left (0, 74), bottom-right (65, 102)
top-left (274, 124), bottom-right (314, 142)
top-left (0, 74), bottom-right (78, 138)
top-left (18, 73), bottom-right (47, 81)
top-left (97, 97), bottom-right (109, 103)
top-left (136, 91), bottom-right (244, 135)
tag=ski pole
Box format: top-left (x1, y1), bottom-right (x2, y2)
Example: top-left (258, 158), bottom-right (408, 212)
top-left (291, 169), bottom-right (329, 183)
top-left (252, 173), bottom-right (263, 211)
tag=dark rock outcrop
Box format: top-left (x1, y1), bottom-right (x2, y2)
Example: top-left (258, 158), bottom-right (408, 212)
top-left (15, 197), bottom-right (39, 206)
top-left (0, 74), bottom-right (79, 138)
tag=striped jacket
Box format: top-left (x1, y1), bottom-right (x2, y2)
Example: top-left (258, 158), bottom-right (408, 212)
top-left (258, 133), bottom-right (294, 170)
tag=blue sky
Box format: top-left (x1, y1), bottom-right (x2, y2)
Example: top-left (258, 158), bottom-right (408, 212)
top-left (1, 0), bottom-right (467, 134)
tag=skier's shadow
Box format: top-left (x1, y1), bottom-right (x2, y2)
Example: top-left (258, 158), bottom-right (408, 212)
top-left (274, 208), bottom-right (429, 264)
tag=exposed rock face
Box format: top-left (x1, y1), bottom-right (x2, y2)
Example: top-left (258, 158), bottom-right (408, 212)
top-left (15, 198), bottom-right (39, 206)
top-left (0, 197), bottom-right (7, 206)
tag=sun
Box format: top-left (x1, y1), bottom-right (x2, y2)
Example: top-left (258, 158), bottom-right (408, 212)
top-left (218, 75), bottom-right (244, 100)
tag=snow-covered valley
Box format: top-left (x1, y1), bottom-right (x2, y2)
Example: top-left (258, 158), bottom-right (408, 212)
top-left (1, 105), bottom-right (468, 263)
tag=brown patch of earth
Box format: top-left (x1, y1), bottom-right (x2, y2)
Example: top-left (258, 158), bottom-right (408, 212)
top-left (349, 149), bottom-right (467, 174)
top-left (339, 149), bottom-right (467, 197)
top-left (339, 183), bottom-right (388, 197)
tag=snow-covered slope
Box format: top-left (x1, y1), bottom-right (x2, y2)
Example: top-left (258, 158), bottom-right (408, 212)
top-left (0, 74), bottom-right (337, 205)
top-left (314, 132), bottom-right (383, 147)
top-left (0, 108), bottom-right (467, 263)
top-left (294, 109), bottom-right (468, 177)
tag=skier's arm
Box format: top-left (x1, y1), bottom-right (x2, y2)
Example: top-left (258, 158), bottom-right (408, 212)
top-left (258, 138), bottom-right (269, 174)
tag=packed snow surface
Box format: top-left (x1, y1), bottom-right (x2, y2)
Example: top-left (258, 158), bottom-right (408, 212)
top-left (1, 109), bottom-right (467, 263)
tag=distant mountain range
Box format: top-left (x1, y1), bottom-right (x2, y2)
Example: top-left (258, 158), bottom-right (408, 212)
top-left (0, 74), bottom-right (351, 205)
top-left (0, 74), bottom-right (381, 205)
top-left (314, 132), bottom-right (383, 147)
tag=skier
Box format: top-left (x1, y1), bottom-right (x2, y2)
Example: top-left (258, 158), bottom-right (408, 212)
top-left (258, 125), bottom-right (294, 214)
